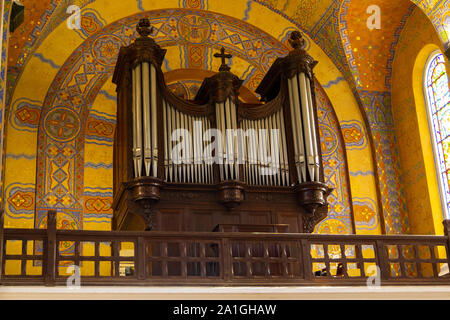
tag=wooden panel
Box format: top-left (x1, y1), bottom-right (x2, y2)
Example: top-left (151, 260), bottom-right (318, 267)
top-left (189, 211), bottom-right (214, 232)
top-left (218, 212), bottom-right (240, 226)
top-left (158, 210), bottom-right (183, 231)
top-left (277, 212), bottom-right (302, 233)
top-left (240, 211), bottom-right (272, 225)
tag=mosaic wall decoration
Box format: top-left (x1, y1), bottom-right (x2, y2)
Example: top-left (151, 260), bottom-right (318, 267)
top-left (73, 8), bottom-right (107, 40)
top-left (5, 182), bottom-right (35, 221)
top-left (314, 81), bottom-right (354, 235)
top-left (360, 90), bottom-right (409, 234)
top-left (338, 0), bottom-right (420, 234)
top-left (9, 98), bottom-right (42, 133)
top-left (6, 0), bottom-right (96, 106)
top-left (340, 120), bottom-right (367, 150)
top-left (411, 0), bottom-right (450, 49)
top-left (0, 0), bottom-right (12, 208)
top-left (352, 197), bottom-right (379, 231)
top-left (339, 0), bottom-right (414, 92)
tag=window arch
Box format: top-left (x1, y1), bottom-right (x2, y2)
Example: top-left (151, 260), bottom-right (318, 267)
top-left (424, 51), bottom-right (450, 219)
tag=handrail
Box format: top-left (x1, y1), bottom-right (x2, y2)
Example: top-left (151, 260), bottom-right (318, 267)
top-left (1, 211), bottom-right (449, 286)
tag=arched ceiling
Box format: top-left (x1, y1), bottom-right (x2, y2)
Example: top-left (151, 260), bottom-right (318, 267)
top-left (6, 0), bottom-right (449, 104)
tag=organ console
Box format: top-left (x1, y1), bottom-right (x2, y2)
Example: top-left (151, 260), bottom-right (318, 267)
top-left (112, 19), bottom-right (332, 233)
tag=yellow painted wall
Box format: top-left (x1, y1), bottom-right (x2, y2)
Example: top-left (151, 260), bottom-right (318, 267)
top-left (392, 7), bottom-right (450, 235)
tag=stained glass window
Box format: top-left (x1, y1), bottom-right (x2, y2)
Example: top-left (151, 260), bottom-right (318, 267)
top-left (425, 52), bottom-right (450, 219)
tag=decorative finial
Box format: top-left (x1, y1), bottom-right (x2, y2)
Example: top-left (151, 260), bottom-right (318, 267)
top-left (137, 18), bottom-right (154, 38)
top-left (214, 47), bottom-right (233, 72)
top-left (289, 30), bottom-right (306, 50)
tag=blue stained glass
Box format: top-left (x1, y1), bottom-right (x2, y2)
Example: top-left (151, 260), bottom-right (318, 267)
top-left (426, 53), bottom-right (450, 219)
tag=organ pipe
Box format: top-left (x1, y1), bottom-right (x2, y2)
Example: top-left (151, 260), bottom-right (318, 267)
top-left (286, 71), bottom-right (321, 183)
top-left (288, 76), bottom-right (306, 183)
top-left (132, 65), bottom-right (143, 178)
top-left (306, 77), bottom-right (320, 180)
top-left (150, 64), bottom-right (158, 178)
top-left (298, 72), bottom-right (315, 182)
top-left (131, 62), bottom-right (159, 179)
top-left (239, 109), bottom-right (290, 187)
top-left (142, 62), bottom-right (151, 176)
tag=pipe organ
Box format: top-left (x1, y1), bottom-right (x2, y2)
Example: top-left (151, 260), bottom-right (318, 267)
top-left (112, 20), bottom-right (332, 233)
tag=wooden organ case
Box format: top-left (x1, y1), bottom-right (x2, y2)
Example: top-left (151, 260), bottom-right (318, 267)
top-left (112, 19), bottom-right (333, 234)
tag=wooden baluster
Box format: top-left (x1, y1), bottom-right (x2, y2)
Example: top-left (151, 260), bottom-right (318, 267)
top-left (264, 242), bottom-right (270, 278)
top-left (137, 237), bottom-right (146, 280)
top-left (246, 244), bottom-right (252, 277)
top-left (301, 239), bottom-right (311, 280)
top-left (357, 244), bottom-right (366, 278)
top-left (113, 241), bottom-right (120, 277)
top-left (0, 210), bottom-right (4, 282)
top-left (74, 240), bottom-right (80, 274)
top-left (398, 245), bottom-right (407, 278)
top-left (444, 220), bottom-right (450, 275)
top-left (339, 244), bottom-right (347, 278)
top-left (222, 238), bottom-right (231, 282)
top-left (21, 238), bottom-right (27, 276)
top-left (162, 242), bottom-right (168, 278)
top-left (429, 244), bottom-right (439, 278)
top-left (94, 242), bottom-right (100, 278)
top-left (414, 244), bottom-right (423, 278)
top-left (281, 243), bottom-right (289, 277)
top-left (323, 243), bottom-right (331, 278)
top-left (200, 242), bottom-right (206, 278)
top-left (181, 242), bottom-right (187, 278)
top-left (374, 240), bottom-right (387, 281)
top-left (44, 210), bottom-right (57, 286)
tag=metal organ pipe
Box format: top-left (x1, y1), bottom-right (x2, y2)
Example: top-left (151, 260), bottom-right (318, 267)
top-left (150, 64), bottom-right (158, 178)
top-left (132, 67), bottom-right (138, 177)
top-left (204, 116), bottom-right (213, 184)
top-left (240, 110), bottom-right (288, 187)
top-left (248, 119), bottom-right (257, 186)
top-left (163, 99), bottom-right (169, 180)
top-left (132, 65), bottom-right (143, 178)
top-left (298, 72), bottom-right (315, 182)
top-left (193, 117), bottom-right (198, 183)
top-left (288, 76), bottom-right (306, 183)
top-left (142, 62), bottom-right (152, 177)
top-left (187, 113), bottom-right (194, 183)
top-left (287, 71), bottom-right (321, 184)
top-left (163, 101), bottom-right (213, 184)
top-left (216, 102), bottom-right (226, 181)
top-left (306, 77), bottom-right (320, 181)
top-left (229, 99), bottom-right (239, 180)
top-left (170, 103), bottom-right (177, 182)
top-left (260, 118), bottom-right (268, 185)
top-left (181, 112), bottom-right (187, 183)
top-left (278, 109), bottom-right (290, 186)
top-left (268, 114), bottom-right (277, 186)
top-left (224, 99), bottom-right (233, 180)
top-left (131, 62), bottom-right (160, 179)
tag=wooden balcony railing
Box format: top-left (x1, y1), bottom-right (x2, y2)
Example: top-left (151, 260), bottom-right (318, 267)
top-left (1, 211), bottom-right (450, 286)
